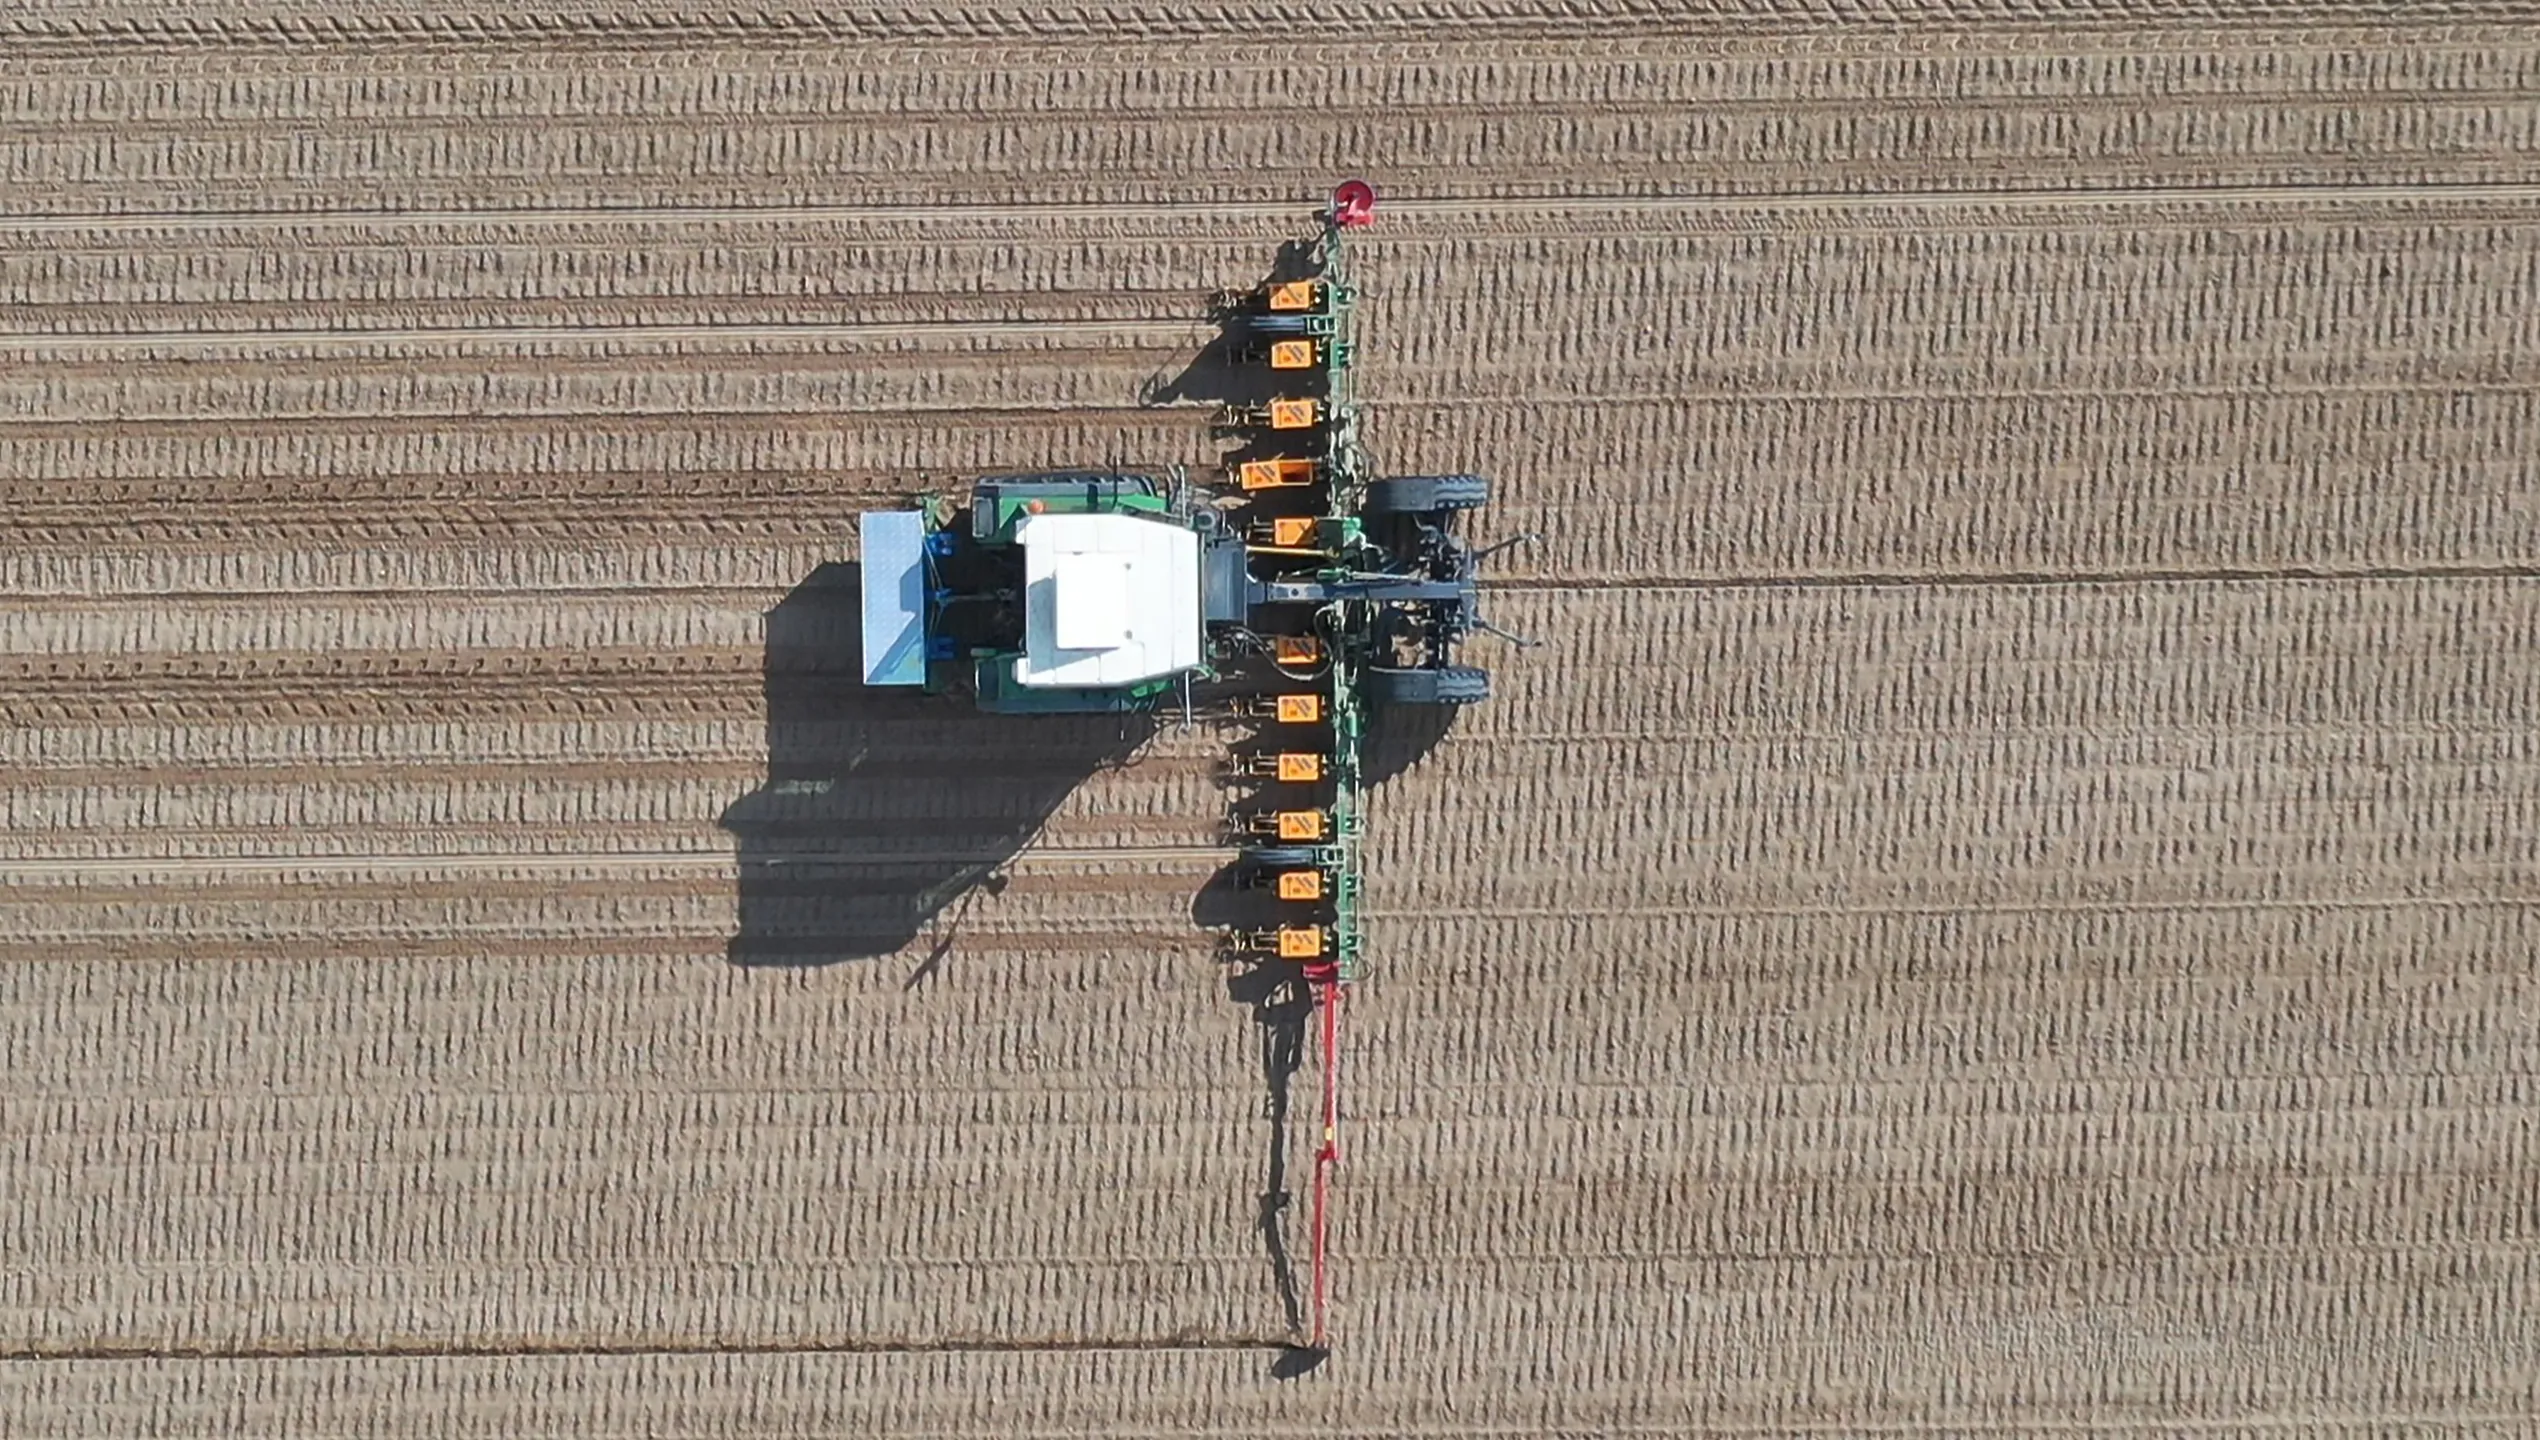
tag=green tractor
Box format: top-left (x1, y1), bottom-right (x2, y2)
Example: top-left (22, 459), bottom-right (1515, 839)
top-left (856, 463), bottom-right (1511, 715)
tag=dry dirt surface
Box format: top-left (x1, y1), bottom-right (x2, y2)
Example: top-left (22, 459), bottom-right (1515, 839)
top-left (5, 2), bottom-right (2540, 1434)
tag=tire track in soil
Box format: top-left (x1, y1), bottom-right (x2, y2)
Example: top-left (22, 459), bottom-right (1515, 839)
top-left (0, 406), bottom-right (1170, 442)
top-left (19, 182), bottom-right (2540, 296)
top-left (9, 181), bottom-right (2539, 234)
top-left (0, 847), bottom-right (1233, 879)
top-left (0, 658), bottom-right (772, 722)
top-left (5, 95), bottom-right (2523, 214)
top-left (0, 1335), bottom-right (1291, 1363)
top-left (0, 873), bottom-right (1211, 909)
top-left (0, 296), bottom-right (1207, 336)
top-left (14, 41), bottom-right (2532, 127)
top-left (8, 2), bottom-right (2537, 50)
top-left (0, 933), bottom-right (1218, 963)
top-left (27, 83), bottom-right (2536, 142)
top-left (0, 822), bottom-right (1219, 860)
top-left (0, 318), bottom-right (1198, 354)
top-left (1487, 562), bottom-right (2540, 590)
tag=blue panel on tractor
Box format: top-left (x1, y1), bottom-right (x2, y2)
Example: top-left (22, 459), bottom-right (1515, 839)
top-left (860, 510), bottom-right (930, 687)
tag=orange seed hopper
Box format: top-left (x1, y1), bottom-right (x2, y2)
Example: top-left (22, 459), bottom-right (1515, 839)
top-left (1275, 753), bottom-right (1324, 783)
top-left (1276, 871), bottom-right (1326, 902)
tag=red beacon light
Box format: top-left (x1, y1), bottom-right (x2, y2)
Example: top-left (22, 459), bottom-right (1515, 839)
top-left (1331, 178), bottom-right (1377, 228)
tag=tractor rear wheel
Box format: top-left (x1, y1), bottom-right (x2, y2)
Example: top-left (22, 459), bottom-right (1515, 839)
top-left (1363, 664), bottom-right (1490, 706)
top-left (1363, 474), bottom-right (1489, 516)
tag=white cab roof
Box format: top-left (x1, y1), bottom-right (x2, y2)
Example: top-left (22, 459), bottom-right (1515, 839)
top-left (1013, 512), bottom-right (1203, 688)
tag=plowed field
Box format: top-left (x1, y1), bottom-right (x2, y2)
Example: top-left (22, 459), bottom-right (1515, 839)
top-left (5, 4), bottom-right (2538, 1434)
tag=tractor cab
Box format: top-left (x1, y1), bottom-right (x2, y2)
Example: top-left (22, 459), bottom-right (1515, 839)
top-left (860, 471), bottom-right (1250, 714)
top-left (1010, 512), bottom-right (1200, 689)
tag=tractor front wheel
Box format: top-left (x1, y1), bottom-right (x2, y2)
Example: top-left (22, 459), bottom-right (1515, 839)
top-left (1363, 664), bottom-right (1490, 706)
top-left (1363, 474), bottom-right (1490, 517)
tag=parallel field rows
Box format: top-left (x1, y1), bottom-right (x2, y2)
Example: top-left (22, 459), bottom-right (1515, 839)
top-left (3, 13), bottom-right (2538, 1436)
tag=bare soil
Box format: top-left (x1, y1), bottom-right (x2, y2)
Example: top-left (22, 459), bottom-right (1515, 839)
top-left (4, 5), bottom-right (2537, 1433)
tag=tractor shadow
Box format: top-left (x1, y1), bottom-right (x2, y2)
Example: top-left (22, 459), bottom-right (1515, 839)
top-left (718, 562), bottom-right (1153, 974)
